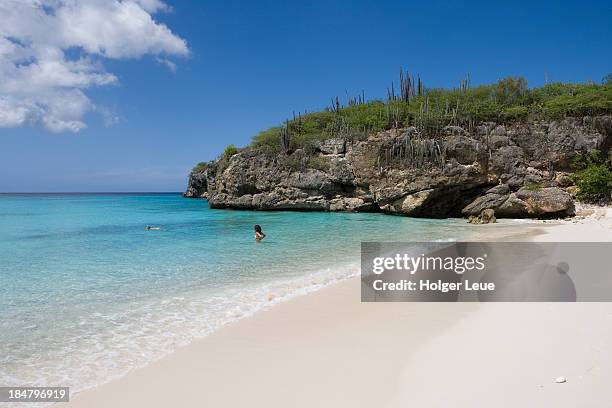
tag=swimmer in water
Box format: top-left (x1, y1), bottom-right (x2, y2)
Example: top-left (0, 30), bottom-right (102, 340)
top-left (254, 224), bottom-right (266, 241)
top-left (145, 226), bottom-right (161, 230)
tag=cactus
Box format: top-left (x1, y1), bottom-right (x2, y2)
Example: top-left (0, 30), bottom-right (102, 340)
top-left (378, 130), bottom-right (446, 169)
top-left (329, 96), bottom-right (342, 113)
top-left (459, 73), bottom-right (471, 92)
top-left (394, 66), bottom-right (420, 102)
top-left (347, 90), bottom-right (366, 106)
top-left (326, 114), bottom-right (353, 140)
top-left (280, 120), bottom-right (291, 154)
top-left (417, 75), bottom-right (423, 96)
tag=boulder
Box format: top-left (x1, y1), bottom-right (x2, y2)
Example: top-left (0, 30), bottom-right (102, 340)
top-left (495, 194), bottom-right (529, 217)
top-left (486, 184), bottom-right (510, 195)
top-left (480, 208), bottom-right (497, 223)
top-left (399, 189), bottom-right (435, 215)
top-left (330, 197), bottom-right (373, 212)
top-left (463, 187), bottom-right (575, 218)
top-left (468, 208), bottom-right (497, 224)
top-left (514, 187), bottom-right (575, 217)
top-left (462, 193), bottom-right (507, 216)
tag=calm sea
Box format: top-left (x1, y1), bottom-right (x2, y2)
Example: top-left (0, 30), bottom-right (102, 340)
top-left (0, 193), bottom-right (490, 396)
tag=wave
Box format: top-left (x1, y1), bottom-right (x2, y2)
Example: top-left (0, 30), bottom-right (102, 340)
top-left (0, 262), bottom-right (359, 406)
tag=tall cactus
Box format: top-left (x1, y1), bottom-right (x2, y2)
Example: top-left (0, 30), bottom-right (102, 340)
top-left (347, 90), bottom-right (366, 106)
top-left (392, 66), bottom-right (420, 102)
top-left (280, 120), bottom-right (291, 153)
top-left (378, 131), bottom-right (446, 169)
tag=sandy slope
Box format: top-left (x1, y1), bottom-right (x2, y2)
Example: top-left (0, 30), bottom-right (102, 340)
top-left (60, 210), bottom-right (612, 408)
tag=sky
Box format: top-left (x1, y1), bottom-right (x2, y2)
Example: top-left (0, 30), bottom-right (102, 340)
top-left (0, 0), bottom-right (610, 192)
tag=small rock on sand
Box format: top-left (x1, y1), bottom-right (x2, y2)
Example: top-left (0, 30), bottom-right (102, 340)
top-left (554, 376), bottom-right (567, 383)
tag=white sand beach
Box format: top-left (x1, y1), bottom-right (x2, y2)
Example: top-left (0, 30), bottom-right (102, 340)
top-left (61, 209), bottom-right (612, 408)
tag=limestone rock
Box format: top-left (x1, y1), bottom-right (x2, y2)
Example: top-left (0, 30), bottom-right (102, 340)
top-left (329, 197), bottom-right (373, 212)
top-left (462, 193), bottom-right (508, 216)
top-left (185, 115), bottom-right (610, 219)
top-left (486, 184), bottom-right (510, 195)
top-left (515, 187), bottom-right (575, 217)
top-left (398, 189), bottom-right (435, 215)
top-left (463, 187), bottom-right (575, 218)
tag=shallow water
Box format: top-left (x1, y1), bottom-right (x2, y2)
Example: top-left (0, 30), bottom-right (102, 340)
top-left (0, 193), bottom-right (489, 396)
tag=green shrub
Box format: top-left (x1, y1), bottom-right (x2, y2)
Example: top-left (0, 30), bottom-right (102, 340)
top-left (571, 151), bottom-right (612, 202)
top-left (503, 105), bottom-right (529, 120)
top-left (251, 127), bottom-right (282, 153)
top-left (224, 144), bottom-right (239, 159)
top-left (280, 155), bottom-right (305, 171)
top-left (192, 162), bottom-right (209, 173)
top-left (362, 157), bottom-right (376, 167)
top-left (245, 77), bottom-right (612, 152)
top-left (543, 84), bottom-right (612, 119)
top-left (307, 156), bottom-right (330, 172)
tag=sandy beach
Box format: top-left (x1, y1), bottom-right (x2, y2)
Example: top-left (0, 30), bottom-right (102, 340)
top-left (61, 209), bottom-right (612, 408)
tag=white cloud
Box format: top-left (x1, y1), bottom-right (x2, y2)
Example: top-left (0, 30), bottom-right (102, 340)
top-left (155, 56), bottom-right (177, 72)
top-left (0, 0), bottom-right (188, 133)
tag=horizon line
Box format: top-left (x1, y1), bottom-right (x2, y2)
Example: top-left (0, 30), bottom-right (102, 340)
top-left (0, 191), bottom-right (183, 195)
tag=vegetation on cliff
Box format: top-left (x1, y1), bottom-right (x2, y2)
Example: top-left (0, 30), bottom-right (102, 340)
top-left (571, 150), bottom-right (612, 202)
top-left (247, 71), bottom-right (611, 155)
top-left (195, 70), bottom-right (611, 206)
top-left (223, 144), bottom-right (238, 159)
top-left (192, 161), bottom-right (209, 173)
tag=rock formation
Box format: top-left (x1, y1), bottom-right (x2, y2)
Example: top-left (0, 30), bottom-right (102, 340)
top-left (468, 209), bottom-right (497, 224)
top-left (185, 115), bottom-right (612, 219)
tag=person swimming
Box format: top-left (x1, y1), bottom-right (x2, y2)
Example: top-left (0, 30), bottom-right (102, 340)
top-left (145, 226), bottom-right (161, 230)
top-left (254, 224), bottom-right (266, 241)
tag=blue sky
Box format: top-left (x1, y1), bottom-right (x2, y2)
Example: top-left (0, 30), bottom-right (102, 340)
top-left (0, 0), bottom-right (610, 192)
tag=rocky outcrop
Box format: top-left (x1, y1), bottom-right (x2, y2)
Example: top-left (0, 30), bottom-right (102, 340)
top-left (462, 186), bottom-right (575, 218)
top-left (468, 209), bottom-right (497, 224)
top-left (184, 169), bottom-right (209, 198)
top-left (185, 116), bottom-right (612, 219)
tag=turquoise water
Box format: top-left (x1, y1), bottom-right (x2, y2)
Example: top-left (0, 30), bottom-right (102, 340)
top-left (0, 193), bottom-right (480, 394)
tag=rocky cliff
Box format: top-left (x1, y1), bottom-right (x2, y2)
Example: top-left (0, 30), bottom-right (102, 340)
top-left (185, 116), bottom-right (612, 219)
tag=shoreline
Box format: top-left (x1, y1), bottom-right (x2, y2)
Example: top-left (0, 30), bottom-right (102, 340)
top-left (60, 212), bottom-right (611, 407)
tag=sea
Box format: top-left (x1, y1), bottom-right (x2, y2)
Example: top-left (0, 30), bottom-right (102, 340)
top-left (0, 193), bottom-right (506, 399)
